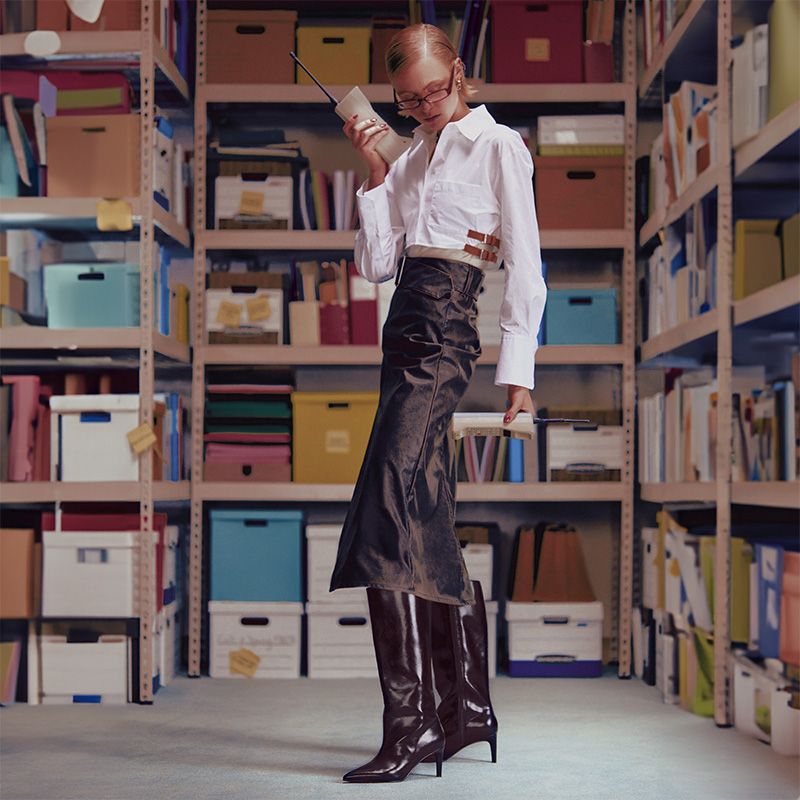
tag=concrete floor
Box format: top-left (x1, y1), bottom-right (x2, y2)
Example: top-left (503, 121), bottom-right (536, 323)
top-left (1, 667), bottom-right (798, 800)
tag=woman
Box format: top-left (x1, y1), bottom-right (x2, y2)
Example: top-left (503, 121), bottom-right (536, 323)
top-left (328, 23), bottom-right (546, 783)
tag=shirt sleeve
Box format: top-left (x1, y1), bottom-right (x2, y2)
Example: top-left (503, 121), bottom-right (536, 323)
top-left (354, 165), bottom-right (406, 284)
top-left (493, 132), bottom-right (547, 391)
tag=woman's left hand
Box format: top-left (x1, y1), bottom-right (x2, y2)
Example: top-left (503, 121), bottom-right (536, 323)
top-left (503, 384), bottom-right (536, 423)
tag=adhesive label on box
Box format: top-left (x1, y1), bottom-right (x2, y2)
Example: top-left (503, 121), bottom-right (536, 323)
top-left (229, 647), bottom-right (261, 678)
top-left (325, 429), bottom-right (351, 455)
top-left (246, 296), bottom-right (271, 322)
top-left (216, 300), bottom-right (243, 328)
top-left (525, 38), bottom-right (551, 63)
top-left (238, 190), bottom-right (265, 217)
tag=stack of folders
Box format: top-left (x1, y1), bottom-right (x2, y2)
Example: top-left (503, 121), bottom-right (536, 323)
top-left (203, 382), bottom-right (293, 482)
top-left (731, 24), bottom-right (769, 148)
top-left (287, 259), bottom-right (382, 346)
top-left (536, 114), bottom-right (624, 157)
top-left (659, 81), bottom-right (717, 208)
top-left (641, 0), bottom-right (693, 69)
top-left (642, 196), bottom-right (716, 340)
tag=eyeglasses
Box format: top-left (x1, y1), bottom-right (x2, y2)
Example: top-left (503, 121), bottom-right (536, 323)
top-left (393, 62), bottom-right (456, 111)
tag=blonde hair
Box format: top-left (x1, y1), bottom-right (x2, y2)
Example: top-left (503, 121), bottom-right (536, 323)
top-left (385, 23), bottom-right (479, 118)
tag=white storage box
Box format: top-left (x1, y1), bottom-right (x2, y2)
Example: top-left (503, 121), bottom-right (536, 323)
top-left (306, 524), bottom-right (369, 604)
top-left (50, 394), bottom-right (140, 482)
top-left (214, 174), bottom-right (293, 229)
top-left (306, 601), bottom-right (376, 678)
top-left (505, 601), bottom-right (604, 677)
top-left (42, 529), bottom-right (157, 618)
top-left (546, 425), bottom-right (623, 480)
top-left (732, 650), bottom-right (785, 745)
top-left (209, 601), bottom-right (303, 679)
top-left (159, 605), bottom-right (180, 686)
top-left (771, 686), bottom-right (800, 756)
top-left (206, 286), bottom-right (283, 340)
top-left (162, 525), bottom-right (179, 608)
top-left (463, 543), bottom-right (493, 600)
top-left (40, 634), bottom-right (128, 704)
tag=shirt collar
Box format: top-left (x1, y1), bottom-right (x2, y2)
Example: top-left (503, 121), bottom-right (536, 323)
top-left (412, 104), bottom-right (494, 142)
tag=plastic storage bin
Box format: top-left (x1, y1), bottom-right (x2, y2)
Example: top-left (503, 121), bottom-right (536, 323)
top-left (291, 391), bottom-right (379, 483)
top-left (306, 523), bottom-right (368, 604)
top-left (534, 156), bottom-right (624, 229)
top-left (505, 600), bottom-right (604, 677)
top-left (209, 601), bottom-right (303, 678)
top-left (44, 262), bottom-right (140, 329)
top-left (39, 634), bottom-right (129, 704)
top-left (209, 509), bottom-right (303, 602)
top-left (296, 24), bottom-right (371, 86)
top-left (207, 10), bottom-right (297, 84)
top-left (545, 288), bottom-right (618, 344)
top-left (491, 1), bottom-right (584, 84)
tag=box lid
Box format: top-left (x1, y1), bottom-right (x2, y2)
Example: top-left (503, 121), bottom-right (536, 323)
top-left (208, 601), bottom-right (304, 616)
top-left (291, 391), bottom-right (380, 406)
top-left (43, 530), bottom-right (141, 548)
top-left (209, 509), bottom-right (303, 522)
top-left (208, 9), bottom-right (297, 23)
top-left (49, 393), bottom-right (140, 412)
top-left (547, 287), bottom-right (617, 300)
top-left (306, 524), bottom-right (343, 539)
top-left (505, 600), bottom-right (603, 621)
top-left (305, 600), bottom-right (369, 615)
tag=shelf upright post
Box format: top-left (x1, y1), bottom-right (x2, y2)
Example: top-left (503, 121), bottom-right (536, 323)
top-left (188, 0), bottom-right (208, 678)
top-left (714, 0), bottom-right (734, 727)
top-left (617, 0), bottom-right (638, 679)
top-left (137, 0), bottom-right (157, 704)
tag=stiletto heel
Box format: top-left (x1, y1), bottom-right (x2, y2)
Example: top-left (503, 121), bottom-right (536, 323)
top-left (489, 731), bottom-right (497, 763)
top-left (435, 748), bottom-right (444, 777)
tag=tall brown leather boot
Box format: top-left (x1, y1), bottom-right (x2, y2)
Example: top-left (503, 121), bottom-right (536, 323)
top-left (423, 579), bottom-right (498, 763)
top-left (342, 587), bottom-right (445, 782)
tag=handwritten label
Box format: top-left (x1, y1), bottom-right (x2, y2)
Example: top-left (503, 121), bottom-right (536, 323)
top-left (216, 300), bottom-right (242, 328)
top-left (127, 422), bottom-right (157, 455)
top-left (238, 190), bottom-right (265, 217)
top-left (229, 647), bottom-right (261, 678)
top-left (96, 199), bottom-right (133, 232)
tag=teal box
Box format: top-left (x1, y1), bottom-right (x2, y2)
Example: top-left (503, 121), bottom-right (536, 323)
top-left (210, 509), bottom-right (303, 602)
top-left (545, 288), bottom-right (617, 344)
top-left (44, 262), bottom-right (140, 329)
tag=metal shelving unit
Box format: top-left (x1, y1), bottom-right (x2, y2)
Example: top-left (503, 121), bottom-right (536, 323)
top-left (0, 2), bottom-right (192, 705)
top-left (635, 0), bottom-right (800, 727)
top-left (187, 0), bottom-right (639, 680)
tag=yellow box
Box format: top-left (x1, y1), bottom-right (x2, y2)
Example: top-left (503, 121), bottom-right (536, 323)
top-left (734, 219), bottom-right (782, 300)
top-left (0, 256), bottom-right (26, 312)
top-left (781, 212), bottom-right (799, 280)
top-left (291, 391), bottom-right (379, 483)
top-left (296, 25), bottom-right (371, 86)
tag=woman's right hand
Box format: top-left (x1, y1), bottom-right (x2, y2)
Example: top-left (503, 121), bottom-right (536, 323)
top-left (343, 113), bottom-right (391, 180)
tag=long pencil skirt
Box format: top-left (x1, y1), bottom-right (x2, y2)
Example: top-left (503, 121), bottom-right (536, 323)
top-left (329, 255), bottom-right (486, 607)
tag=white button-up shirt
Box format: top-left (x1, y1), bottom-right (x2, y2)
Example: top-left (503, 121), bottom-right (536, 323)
top-left (354, 103), bottom-right (547, 390)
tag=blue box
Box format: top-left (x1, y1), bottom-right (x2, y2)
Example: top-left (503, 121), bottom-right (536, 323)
top-left (44, 262), bottom-right (140, 329)
top-left (210, 509), bottom-right (303, 602)
top-left (544, 288), bottom-right (618, 344)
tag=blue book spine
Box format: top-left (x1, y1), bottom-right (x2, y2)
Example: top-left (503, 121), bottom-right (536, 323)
top-left (507, 438), bottom-right (524, 482)
top-left (169, 393), bottom-right (180, 481)
top-left (159, 247), bottom-right (171, 336)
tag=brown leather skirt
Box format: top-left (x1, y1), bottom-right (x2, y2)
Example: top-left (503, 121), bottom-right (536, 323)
top-left (329, 255), bottom-right (485, 606)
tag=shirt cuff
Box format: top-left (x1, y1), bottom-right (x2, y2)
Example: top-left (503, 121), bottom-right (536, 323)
top-left (356, 178), bottom-right (391, 232)
top-left (494, 333), bottom-right (538, 390)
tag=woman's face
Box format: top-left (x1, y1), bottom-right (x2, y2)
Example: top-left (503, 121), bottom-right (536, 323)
top-left (392, 55), bottom-right (465, 132)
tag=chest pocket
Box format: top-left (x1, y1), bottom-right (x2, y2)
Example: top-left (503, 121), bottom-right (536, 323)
top-left (428, 179), bottom-right (500, 241)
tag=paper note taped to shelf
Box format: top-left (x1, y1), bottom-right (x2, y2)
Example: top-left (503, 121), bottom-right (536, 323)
top-left (238, 190), bottom-right (265, 217)
top-left (215, 300), bottom-right (242, 328)
top-left (96, 199), bottom-right (133, 232)
top-left (246, 296), bottom-right (271, 322)
top-left (128, 422), bottom-right (156, 454)
top-left (24, 31), bottom-right (61, 57)
top-left (229, 647), bottom-right (260, 678)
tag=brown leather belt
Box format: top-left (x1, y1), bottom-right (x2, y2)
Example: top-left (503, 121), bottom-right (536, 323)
top-left (467, 228), bottom-right (501, 247)
top-left (464, 229), bottom-right (501, 262)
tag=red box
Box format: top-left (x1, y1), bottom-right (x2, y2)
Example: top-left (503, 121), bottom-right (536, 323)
top-left (204, 462), bottom-right (291, 482)
top-left (534, 156), bottom-right (624, 230)
top-left (583, 42), bottom-right (614, 82)
top-left (69, 0), bottom-right (140, 31)
top-left (491, 1), bottom-right (584, 83)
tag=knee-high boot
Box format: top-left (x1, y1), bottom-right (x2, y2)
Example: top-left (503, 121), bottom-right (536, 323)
top-left (342, 587), bottom-right (445, 782)
top-left (423, 579), bottom-right (498, 762)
